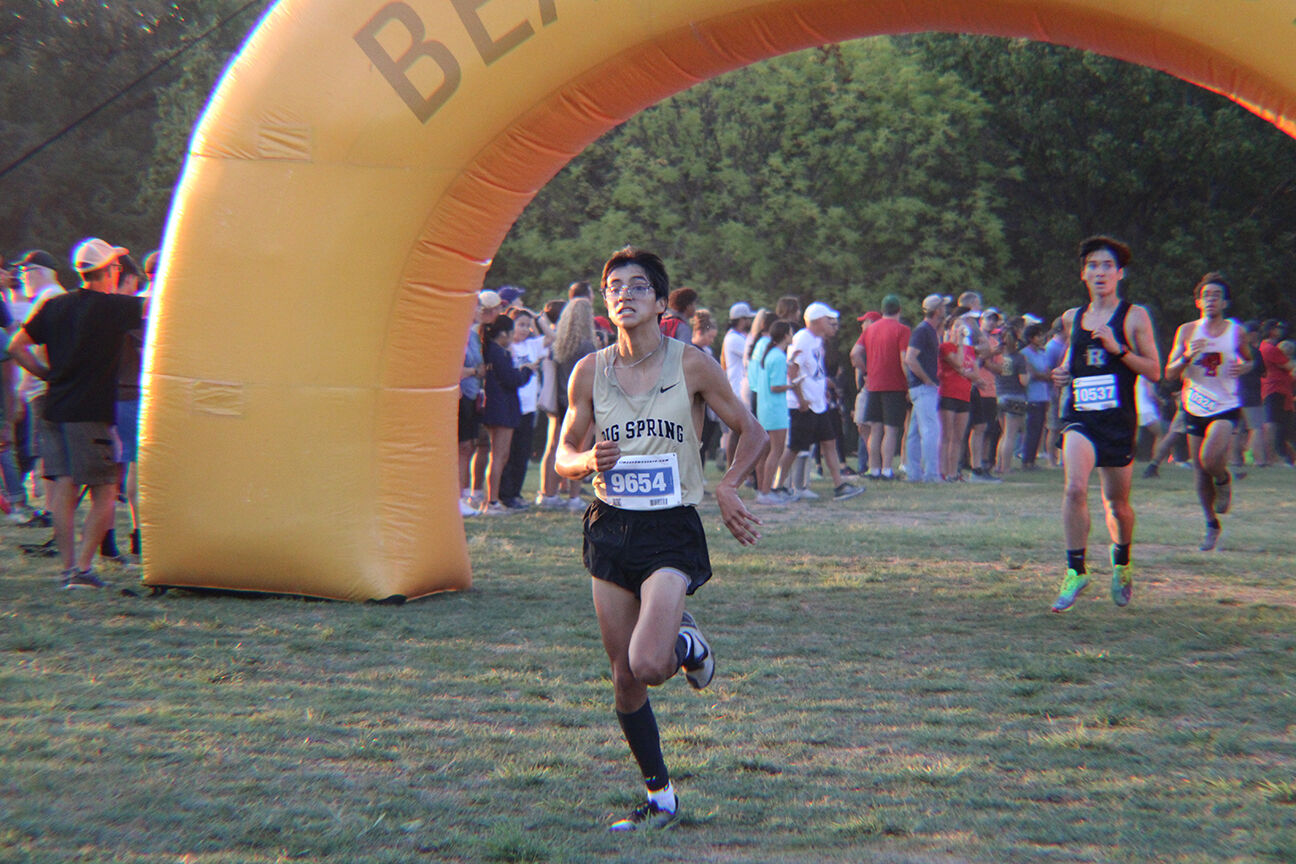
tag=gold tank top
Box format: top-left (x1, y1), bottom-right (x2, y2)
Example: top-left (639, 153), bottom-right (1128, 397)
top-left (592, 337), bottom-right (704, 508)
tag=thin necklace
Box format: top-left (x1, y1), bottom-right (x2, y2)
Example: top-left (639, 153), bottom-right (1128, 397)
top-left (615, 334), bottom-right (664, 369)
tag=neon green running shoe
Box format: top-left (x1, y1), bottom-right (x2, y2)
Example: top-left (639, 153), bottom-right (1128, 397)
top-left (1050, 568), bottom-right (1090, 613)
top-left (608, 799), bottom-right (678, 832)
top-left (1110, 547), bottom-right (1133, 607)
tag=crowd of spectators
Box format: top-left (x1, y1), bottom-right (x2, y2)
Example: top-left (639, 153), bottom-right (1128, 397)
top-left (453, 275), bottom-right (1296, 517)
top-left (2, 241), bottom-right (152, 587)
top-left (7, 245), bottom-right (1292, 549)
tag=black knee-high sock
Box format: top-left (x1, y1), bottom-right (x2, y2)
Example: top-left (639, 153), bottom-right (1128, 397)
top-left (100, 529), bottom-right (118, 558)
top-left (616, 700), bottom-right (669, 792)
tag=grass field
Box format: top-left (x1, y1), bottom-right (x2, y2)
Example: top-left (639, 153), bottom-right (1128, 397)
top-left (2, 463), bottom-right (1294, 863)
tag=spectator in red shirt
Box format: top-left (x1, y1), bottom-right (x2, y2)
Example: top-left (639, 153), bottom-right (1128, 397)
top-left (855, 295), bottom-right (911, 480)
top-left (938, 313), bottom-right (978, 481)
top-left (1259, 319), bottom-right (1296, 466)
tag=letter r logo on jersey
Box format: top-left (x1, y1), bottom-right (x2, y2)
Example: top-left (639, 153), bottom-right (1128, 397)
top-left (1086, 346), bottom-right (1108, 367)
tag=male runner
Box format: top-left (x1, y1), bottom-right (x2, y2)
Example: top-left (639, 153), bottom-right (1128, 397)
top-left (1049, 236), bottom-right (1161, 613)
top-left (557, 246), bottom-right (767, 831)
top-left (1164, 274), bottom-right (1252, 551)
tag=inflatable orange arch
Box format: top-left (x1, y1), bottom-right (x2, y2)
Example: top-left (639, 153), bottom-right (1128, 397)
top-left (140, 0), bottom-right (1296, 600)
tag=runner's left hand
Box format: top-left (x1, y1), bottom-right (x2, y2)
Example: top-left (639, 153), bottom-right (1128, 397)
top-left (715, 485), bottom-right (761, 546)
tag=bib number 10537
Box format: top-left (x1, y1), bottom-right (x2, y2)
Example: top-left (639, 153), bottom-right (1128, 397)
top-left (1073, 374), bottom-right (1118, 412)
top-left (598, 453), bottom-right (682, 510)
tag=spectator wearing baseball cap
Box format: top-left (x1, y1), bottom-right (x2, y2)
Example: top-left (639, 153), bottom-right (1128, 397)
top-left (71, 238), bottom-right (129, 275)
top-left (497, 285), bottom-right (526, 307)
top-left (471, 287), bottom-right (507, 503)
top-left (4, 250), bottom-right (67, 525)
top-left (904, 294), bottom-right (948, 482)
top-left (728, 302), bottom-right (755, 323)
top-left (7, 238), bottom-right (144, 588)
top-left (776, 301), bottom-right (863, 502)
top-left (720, 301), bottom-right (756, 474)
top-left (17, 249), bottom-right (61, 273)
top-left (478, 289), bottom-right (503, 318)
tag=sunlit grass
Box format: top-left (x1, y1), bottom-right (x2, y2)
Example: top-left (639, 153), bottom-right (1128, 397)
top-left (1, 464), bottom-right (1293, 862)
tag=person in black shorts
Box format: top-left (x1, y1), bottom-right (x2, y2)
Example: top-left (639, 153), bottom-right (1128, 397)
top-left (1049, 236), bottom-right (1161, 613)
top-left (8, 238), bottom-right (145, 589)
top-left (1163, 274), bottom-right (1253, 551)
top-left (557, 247), bottom-right (767, 832)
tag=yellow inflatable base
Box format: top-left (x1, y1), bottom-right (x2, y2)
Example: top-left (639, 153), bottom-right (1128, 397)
top-left (141, 0), bottom-right (1296, 600)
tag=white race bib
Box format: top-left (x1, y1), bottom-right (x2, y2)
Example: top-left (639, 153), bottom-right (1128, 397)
top-left (598, 453), bottom-right (682, 510)
top-left (1185, 385), bottom-right (1222, 416)
top-left (1073, 374), bottom-right (1118, 412)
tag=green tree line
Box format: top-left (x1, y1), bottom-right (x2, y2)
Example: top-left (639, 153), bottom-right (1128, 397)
top-left (3, 7), bottom-right (1293, 345)
top-left (0, 1), bottom-right (271, 262)
top-left (491, 36), bottom-right (1296, 344)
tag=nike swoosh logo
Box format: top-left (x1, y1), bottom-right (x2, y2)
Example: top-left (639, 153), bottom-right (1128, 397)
top-left (660, 382), bottom-right (679, 393)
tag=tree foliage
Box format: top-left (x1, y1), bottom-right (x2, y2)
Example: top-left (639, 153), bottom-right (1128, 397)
top-left (0, 1), bottom-right (270, 267)
top-left (3, 10), bottom-right (1293, 347)
top-left (491, 40), bottom-right (1013, 325)
top-left (900, 35), bottom-right (1296, 334)
top-left (492, 36), bottom-right (1296, 350)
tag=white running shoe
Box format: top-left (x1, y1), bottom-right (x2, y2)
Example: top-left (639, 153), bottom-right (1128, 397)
top-left (678, 610), bottom-right (715, 689)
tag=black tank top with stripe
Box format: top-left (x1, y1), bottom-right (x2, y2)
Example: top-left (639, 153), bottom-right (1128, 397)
top-left (1060, 299), bottom-right (1138, 439)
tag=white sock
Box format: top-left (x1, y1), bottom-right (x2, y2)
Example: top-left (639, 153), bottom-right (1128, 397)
top-left (648, 781), bottom-right (677, 811)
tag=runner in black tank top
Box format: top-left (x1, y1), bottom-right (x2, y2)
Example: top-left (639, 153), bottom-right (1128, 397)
top-left (1059, 299), bottom-right (1139, 467)
top-left (1049, 236), bottom-right (1161, 615)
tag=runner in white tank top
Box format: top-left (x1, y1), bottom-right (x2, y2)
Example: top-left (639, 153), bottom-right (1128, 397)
top-left (556, 246), bottom-right (767, 832)
top-left (1165, 273), bottom-right (1254, 551)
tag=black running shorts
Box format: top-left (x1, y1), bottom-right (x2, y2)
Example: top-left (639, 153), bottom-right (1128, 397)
top-left (583, 500), bottom-right (712, 599)
top-left (788, 408), bottom-right (835, 451)
top-left (1184, 407), bottom-right (1240, 439)
top-left (1058, 421), bottom-right (1135, 468)
top-left (863, 390), bottom-right (908, 427)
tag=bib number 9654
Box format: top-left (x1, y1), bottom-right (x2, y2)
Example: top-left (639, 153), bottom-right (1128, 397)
top-left (597, 453), bottom-right (682, 510)
top-left (608, 470), bottom-right (669, 495)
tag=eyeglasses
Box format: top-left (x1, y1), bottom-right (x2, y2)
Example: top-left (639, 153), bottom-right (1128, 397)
top-left (602, 280), bottom-right (655, 300)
